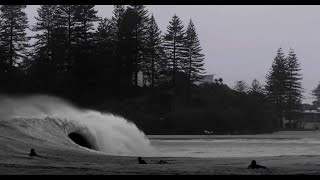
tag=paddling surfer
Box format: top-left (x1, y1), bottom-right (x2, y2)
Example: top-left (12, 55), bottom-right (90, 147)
top-left (138, 157), bottom-right (147, 164)
top-left (29, 148), bottom-right (46, 158)
top-left (247, 160), bottom-right (267, 169)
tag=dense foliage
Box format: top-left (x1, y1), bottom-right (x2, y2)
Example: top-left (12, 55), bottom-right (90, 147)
top-left (0, 5), bottom-right (290, 134)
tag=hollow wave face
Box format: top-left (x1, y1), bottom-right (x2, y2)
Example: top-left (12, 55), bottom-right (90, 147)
top-left (0, 95), bottom-right (155, 156)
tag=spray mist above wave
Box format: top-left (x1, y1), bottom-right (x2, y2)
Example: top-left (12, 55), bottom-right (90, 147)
top-left (0, 95), bottom-right (155, 156)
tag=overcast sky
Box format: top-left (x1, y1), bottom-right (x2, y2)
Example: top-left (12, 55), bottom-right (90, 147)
top-left (25, 5), bottom-right (320, 104)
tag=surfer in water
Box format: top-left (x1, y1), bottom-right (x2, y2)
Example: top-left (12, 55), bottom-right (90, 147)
top-left (29, 148), bottom-right (46, 158)
top-left (156, 160), bottom-right (168, 164)
top-left (138, 157), bottom-right (147, 164)
top-left (138, 157), bottom-right (168, 164)
top-left (247, 160), bottom-right (267, 169)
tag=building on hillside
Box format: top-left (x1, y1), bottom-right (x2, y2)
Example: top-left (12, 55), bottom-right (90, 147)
top-left (135, 72), bottom-right (217, 87)
top-left (284, 110), bottom-right (320, 130)
top-left (135, 71), bottom-right (151, 87)
top-left (195, 74), bottom-right (215, 85)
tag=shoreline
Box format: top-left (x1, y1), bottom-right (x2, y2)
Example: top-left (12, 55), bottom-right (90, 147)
top-left (147, 131), bottom-right (320, 140)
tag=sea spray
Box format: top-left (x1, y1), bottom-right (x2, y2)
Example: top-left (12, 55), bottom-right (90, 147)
top-left (0, 95), bottom-right (155, 156)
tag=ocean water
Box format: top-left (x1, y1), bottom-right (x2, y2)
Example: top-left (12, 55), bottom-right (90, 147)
top-left (2, 95), bottom-right (320, 174)
top-left (1, 95), bottom-right (320, 160)
top-left (149, 132), bottom-right (320, 158)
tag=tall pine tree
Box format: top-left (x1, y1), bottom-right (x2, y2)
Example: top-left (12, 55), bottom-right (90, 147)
top-left (265, 48), bottom-right (288, 127)
top-left (127, 5), bottom-right (149, 86)
top-left (110, 5), bottom-right (125, 57)
top-left (183, 19), bottom-right (205, 100)
top-left (0, 5), bottom-right (29, 69)
top-left (95, 18), bottom-right (114, 55)
top-left (250, 78), bottom-right (265, 95)
top-left (32, 5), bottom-right (57, 62)
top-left (285, 48), bottom-right (303, 127)
top-left (118, 7), bottom-right (138, 88)
top-left (234, 80), bottom-right (249, 93)
top-left (74, 5), bottom-right (99, 59)
top-left (53, 5), bottom-right (78, 71)
top-left (144, 14), bottom-right (165, 87)
top-left (164, 14), bottom-right (186, 87)
top-left (110, 5), bottom-right (126, 88)
top-left (311, 82), bottom-right (320, 107)
top-left (0, 9), bottom-right (9, 73)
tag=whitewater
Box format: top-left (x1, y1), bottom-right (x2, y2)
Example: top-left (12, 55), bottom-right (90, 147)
top-left (150, 133), bottom-right (320, 158)
top-left (2, 95), bottom-right (320, 174)
top-left (0, 95), bottom-right (155, 156)
top-left (2, 94), bottom-right (320, 159)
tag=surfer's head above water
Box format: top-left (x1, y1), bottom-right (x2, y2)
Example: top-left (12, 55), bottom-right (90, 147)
top-left (251, 160), bottom-right (256, 166)
top-left (248, 160), bottom-right (267, 169)
top-left (29, 148), bottom-right (37, 157)
top-left (138, 157), bottom-right (147, 164)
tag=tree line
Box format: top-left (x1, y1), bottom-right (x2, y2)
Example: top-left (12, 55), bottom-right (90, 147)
top-left (0, 5), bottom-right (205, 102)
top-left (233, 47), bottom-right (304, 128)
top-left (0, 5), bottom-right (302, 134)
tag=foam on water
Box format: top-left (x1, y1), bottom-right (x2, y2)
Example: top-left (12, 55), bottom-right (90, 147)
top-left (150, 135), bottom-right (320, 158)
top-left (2, 94), bottom-right (320, 159)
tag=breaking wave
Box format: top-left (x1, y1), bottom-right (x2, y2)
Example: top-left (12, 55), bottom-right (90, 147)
top-left (0, 95), bottom-right (155, 156)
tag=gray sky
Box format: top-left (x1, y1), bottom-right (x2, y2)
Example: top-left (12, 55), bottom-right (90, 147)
top-left (25, 5), bottom-right (320, 104)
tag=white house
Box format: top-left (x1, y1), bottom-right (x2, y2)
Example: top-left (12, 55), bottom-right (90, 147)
top-left (195, 74), bottom-right (215, 85)
top-left (285, 110), bottom-right (320, 130)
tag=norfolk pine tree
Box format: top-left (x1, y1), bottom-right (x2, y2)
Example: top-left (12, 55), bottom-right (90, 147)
top-left (32, 5), bottom-right (57, 62)
top-left (0, 5), bottom-right (29, 68)
top-left (183, 19), bottom-right (205, 101)
top-left (53, 5), bottom-right (78, 70)
top-left (265, 48), bottom-right (288, 127)
top-left (127, 5), bottom-right (149, 86)
top-left (145, 14), bottom-right (165, 87)
top-left (164, 14), bottom-right (186, 88)
top-left (285, 48), bottom-right (303, 127)
top-left (234, 80), bottom-right (249, 93)
top-left (250, 79), bottom-right (265, 95)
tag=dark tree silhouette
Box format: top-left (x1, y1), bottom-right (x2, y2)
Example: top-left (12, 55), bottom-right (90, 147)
top-left (92, 17), bottom-right (118, 94)
top-left (32, 5), bottom-right (57, 62)
top-left (126, 5), bottom-right (149, 87)
top-left (95, 18), bottom-right (114, 55)
top-left (119, 7), bottom-right (138, 88)
top-left (110, 5), bottom-right (125, 48)
top-left (145, 14), bottom-right (165, 87)
top-left (183, 19), bottom-right (205, 101)
top-left (53, 5), bottom-right (78, 71)
top-left (164, 14), bottom-right (186, 88)
top-left (250, 79), bottom-right (264, 95)
top-left (0, 43), bottom-right (8, 74)
top-left (234, 80), bottom-right (249, 93)
top-left (0, 5), bottom-right (29, 68)
top-left (110, 5), bottom-right (126, 89)
top-left (312, 82), bottom-right (320, 108)
top-left (74, 5), bottom-right (99, 58)
top-left (265, 48), bottom-right (288, 127)
top-left (0, 5), bottom-right (280, 135)
top-left (285, 48), bottom-right (303, 127)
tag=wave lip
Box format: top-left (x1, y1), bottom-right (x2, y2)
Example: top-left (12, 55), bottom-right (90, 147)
top-left (0, 95), bottom-right (155, 156)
